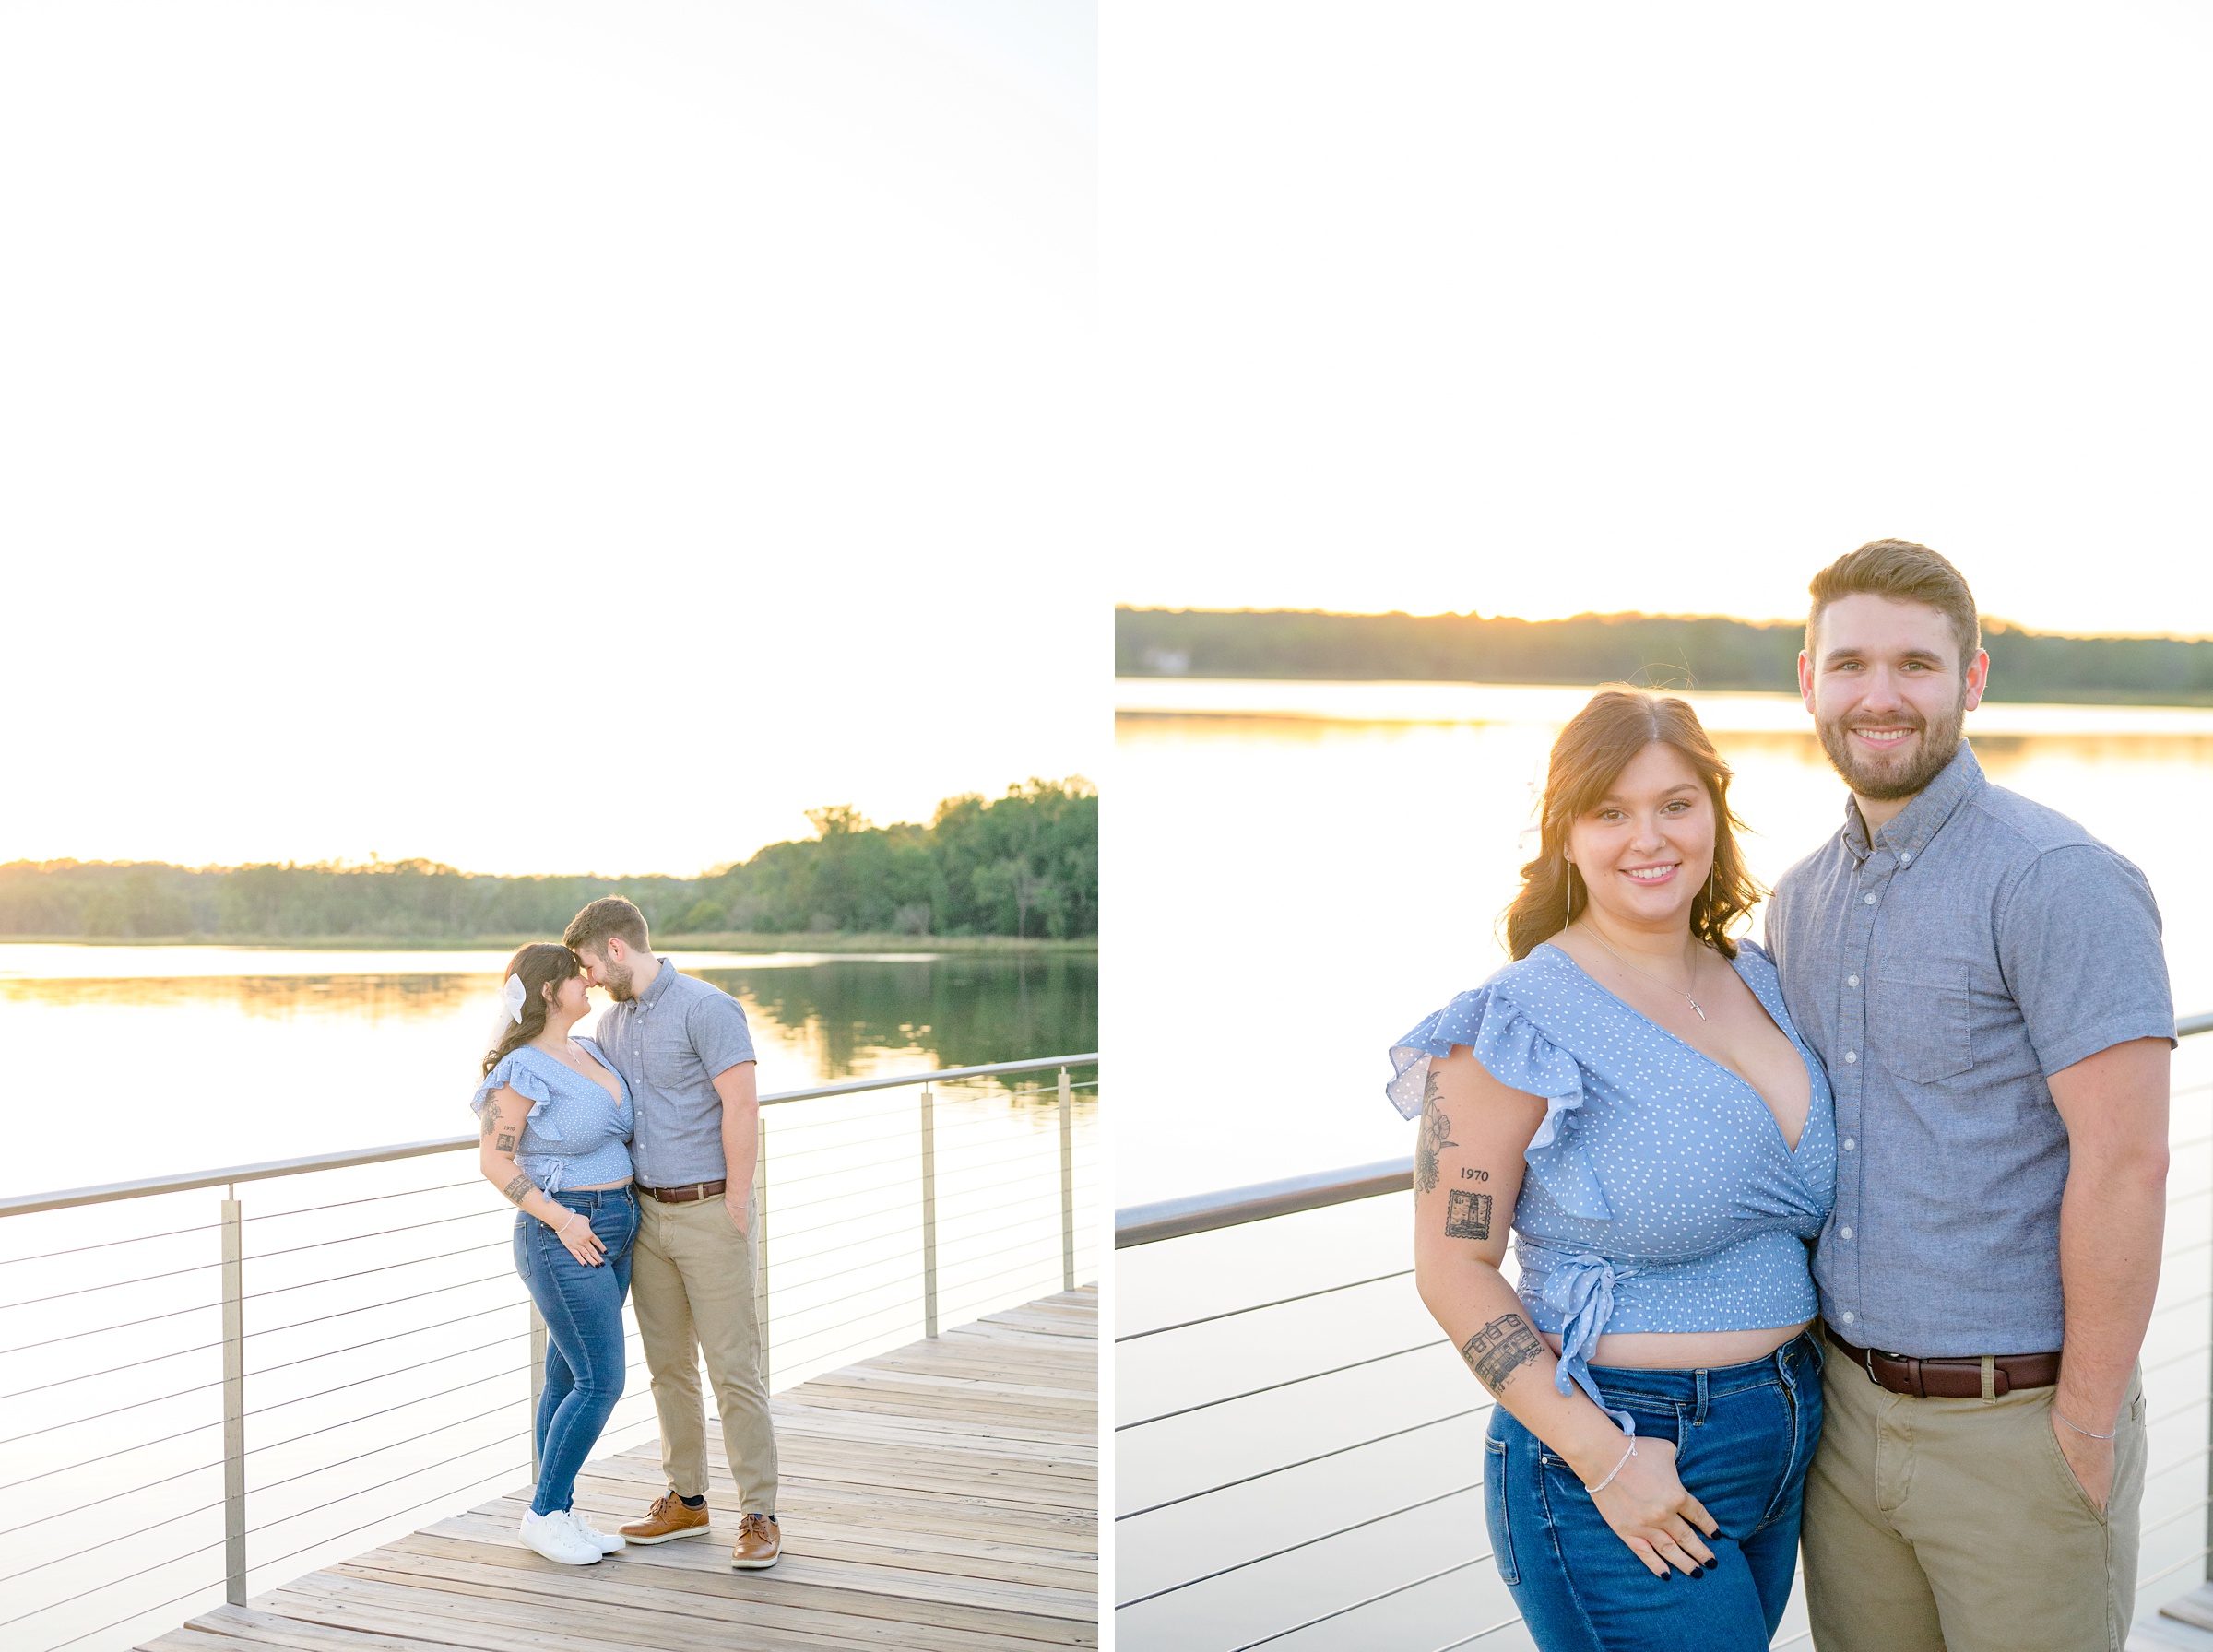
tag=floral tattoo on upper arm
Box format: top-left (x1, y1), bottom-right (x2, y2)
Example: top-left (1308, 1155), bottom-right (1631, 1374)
top-left (1415, 1068), bottom-right (1456, 1196)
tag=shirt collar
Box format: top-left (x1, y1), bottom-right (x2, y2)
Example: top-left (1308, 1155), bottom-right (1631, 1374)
top-left (634, 956), bottom-right (678, 1009)
top-left (1840, 739), bottom-right (1983, 865)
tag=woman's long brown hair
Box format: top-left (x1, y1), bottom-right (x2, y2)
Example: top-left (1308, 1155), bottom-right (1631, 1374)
top-left (483, 942), bottom-right (583, 1075)
top-left (1501, 689), bottom-right (1763, 962)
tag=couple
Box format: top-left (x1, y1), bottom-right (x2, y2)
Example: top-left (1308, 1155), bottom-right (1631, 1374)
top-left (470, 897), bottom-right (784, 1572)
top-left (1391, 541), bottom-right (2176, 1652)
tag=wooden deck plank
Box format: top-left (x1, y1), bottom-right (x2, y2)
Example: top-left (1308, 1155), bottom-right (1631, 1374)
top-left (139, 1291), bottom-right (1095, 1652)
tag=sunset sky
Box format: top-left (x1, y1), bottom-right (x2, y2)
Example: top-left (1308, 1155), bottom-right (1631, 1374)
top-left (1106, 6), bottom-right (2213, 639)
top-left (1, 1), bottom-right (1096, 876)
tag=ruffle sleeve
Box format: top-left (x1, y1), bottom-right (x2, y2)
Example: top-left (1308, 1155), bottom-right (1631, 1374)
top-left (468, 1055), bottom-right (563, 1140)
top-left (1387, 985), bottom-right (1611, 1220)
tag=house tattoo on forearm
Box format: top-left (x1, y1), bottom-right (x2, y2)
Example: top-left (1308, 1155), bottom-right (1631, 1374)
top-left (1461, 1314), bottom-right (1543, 1393)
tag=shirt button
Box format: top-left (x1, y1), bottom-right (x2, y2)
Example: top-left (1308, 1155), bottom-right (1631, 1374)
top-left (1843, 1138), bottom-right (1856, 1150)
top-left (1840, 1311), bottom-right (1856, 1324)
top-left (1843, 1051), bottom-right (1857, 1064)
top-left (1840, 1226), bottom-right (1853, 1239)
top-left (1899, 853), bottom-right (1911, 866)
top-left (1847, 974), bottom-right (1860, 987)
top-left (1864, 892), bottom-right (1878, 905)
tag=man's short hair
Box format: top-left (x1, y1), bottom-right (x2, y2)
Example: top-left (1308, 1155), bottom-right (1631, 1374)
top-left (1808, 539), bottom-right (1981, 669)
top-left (564, 896), bottom-right (650, 957)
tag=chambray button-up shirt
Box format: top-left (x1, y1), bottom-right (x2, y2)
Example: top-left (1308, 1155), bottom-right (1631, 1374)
top-left (1766, 742), bottom-right (2174, 1357)
top-left (594, 960), bottom-right (758, 1189)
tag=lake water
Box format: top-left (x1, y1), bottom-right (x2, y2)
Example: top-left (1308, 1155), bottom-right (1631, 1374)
top-left (1115, 678), bottom-right (2213, 1206)
top-left (1113, 679), bottom-right (2213, 1648)
top-left (0, 947), bottom-right (1095, 1652)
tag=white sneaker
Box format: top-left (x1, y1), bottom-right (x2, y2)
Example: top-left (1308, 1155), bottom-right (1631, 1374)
top-left (570, 1510), bottom-right (625, 1553)
top-left (520, 1507), bottom-right (602, 1565)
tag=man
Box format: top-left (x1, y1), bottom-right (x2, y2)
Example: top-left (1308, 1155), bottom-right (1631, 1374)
top-left (1766, 540), bottom-right (2174, 1651)
top-left (563, 896), bottom-right (783, 1570)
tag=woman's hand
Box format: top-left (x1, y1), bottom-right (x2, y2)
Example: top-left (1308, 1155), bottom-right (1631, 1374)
top-left (1586, 1434), bottom-right (1719, 1576)
top-left (553, 1210), bottom-right (608, 1267)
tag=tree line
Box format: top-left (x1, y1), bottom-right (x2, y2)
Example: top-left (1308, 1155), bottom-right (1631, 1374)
top-left (1118, 608), bottom-right (2213, 704)
top-left (0, 778), bottom-right (1096, 942)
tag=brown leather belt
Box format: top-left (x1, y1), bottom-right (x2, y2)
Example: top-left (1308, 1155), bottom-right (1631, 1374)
top-left (638, 1180), bottom-right (728, 1204)
top-left (1825, 1324), bottom-right (2060, 1398)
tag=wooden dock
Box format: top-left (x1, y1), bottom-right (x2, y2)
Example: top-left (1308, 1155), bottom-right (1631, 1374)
top-left (139, 1288), bottom-right (1096, 1652)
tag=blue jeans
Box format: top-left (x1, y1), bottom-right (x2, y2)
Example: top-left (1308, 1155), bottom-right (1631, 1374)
top-left (1485, 1329), bottom-right (1823, 1652)
top-left (514, 1185), bottom-right (637, 1516)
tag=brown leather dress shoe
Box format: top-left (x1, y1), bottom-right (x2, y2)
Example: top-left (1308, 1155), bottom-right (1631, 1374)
top-left (730, 1512), bottom-right (781, 1570)
top-left (619, 1493), bottom-right (712, 1545)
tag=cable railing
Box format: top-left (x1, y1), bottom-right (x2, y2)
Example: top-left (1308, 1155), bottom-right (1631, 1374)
top-left (0, 1051), bottom-right (1097, 1652)
top-left (1114, 1018), bottom-right (2213, 1652)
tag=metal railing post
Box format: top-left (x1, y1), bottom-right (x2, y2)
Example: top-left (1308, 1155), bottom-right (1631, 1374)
top-left (753, 1115), bottom-right (771, 1387)
top-left (220, 1188), bottom-right (246, 1606)
top-left (920, 1085), bottom-right (939, 1338)
top-left (1059, 1068), bottom-right (1076, 1292)
top-left (527, 1302), bottom-right (547, 1481)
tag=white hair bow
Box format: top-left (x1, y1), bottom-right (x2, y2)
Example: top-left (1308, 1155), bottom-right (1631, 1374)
top-left (484, 973), bottom-right (529, 1056)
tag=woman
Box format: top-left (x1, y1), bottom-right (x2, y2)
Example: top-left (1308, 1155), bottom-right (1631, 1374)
top-left (1391, 690), bottom-right (1835, 1650)
top-left (475, 941), bottom-right (638, 1567)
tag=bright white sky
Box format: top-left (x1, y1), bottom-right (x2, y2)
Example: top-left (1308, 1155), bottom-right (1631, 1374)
top-left (2, 0), bottom-right (1095, 876)
top-left (1106, 5), bottom-right (2213, 636)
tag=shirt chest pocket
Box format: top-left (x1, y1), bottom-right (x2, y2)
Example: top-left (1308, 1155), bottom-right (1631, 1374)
top-left (644, 1034), bottom-right (699, 1092)
top-left (1870, 974), bottom-right (1973, 1082)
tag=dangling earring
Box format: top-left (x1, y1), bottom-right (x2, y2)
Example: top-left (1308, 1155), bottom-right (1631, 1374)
top-left (1562, 859), bottom-right (1575, 933)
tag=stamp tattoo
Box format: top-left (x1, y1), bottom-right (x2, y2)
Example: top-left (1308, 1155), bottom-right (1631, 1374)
top-left (501, 1174), bottom-right (533, 1207)
top-left (1445, 1188), bottom-right (1494, 1240)
top-left (1460, 1315), bottom-right (1544, 1393)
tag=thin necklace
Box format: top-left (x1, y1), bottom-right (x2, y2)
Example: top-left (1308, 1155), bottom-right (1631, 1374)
top-left (1582, 926), bottom-right (1710, 1021)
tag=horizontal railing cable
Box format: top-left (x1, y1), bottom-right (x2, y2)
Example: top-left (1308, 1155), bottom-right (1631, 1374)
top-left (1118, 1268), bottom-right (1416, 1343)
top-left (0, 1218), bottom-right (227, 1269)
top-left (2149, 1445), bottom-right (2213, 1484)
top-left (2138, 1543), bottom-right (2213, 1590)
top-left (242, 1424), bottom-right (535, 1540)
top-left (246, 1270), bottom-right (521, 1344)
top-left (1425, 1612), bottom-right (1528, 1651)
top-left (242, 1180), bottom-right (487, 1223)
top-left (1118, 1402), bottom-right (1494, 1521)
top-left (40, 1575), bottom-right (232, 1652)
top-left (1118, 1337), bottom-right (1451, 1432)
top-left (1233, 1552), bottom-right (1497, 1652)
top-left (2145, 1339), bottom-right (2213, 1376)
top-left (0, 1205), bottom-right (513, 1311)
top-left (0, 1325), bottom-right (530, 1449)
top-left (1116, 1480), bottom-right (1485, 1611)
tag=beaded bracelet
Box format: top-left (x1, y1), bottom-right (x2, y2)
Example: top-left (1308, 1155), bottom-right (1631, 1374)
top-left (1583, 1438), bottom-right (1639, 1493)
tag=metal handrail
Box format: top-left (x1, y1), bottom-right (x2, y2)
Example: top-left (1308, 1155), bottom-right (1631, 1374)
top-left (0, 1052), bottom-right (1098, 1220)
top-left (1116, 1021), bottom-right (2211, 1246)
top-left (4, 1051), bottom-right (1096, 1648)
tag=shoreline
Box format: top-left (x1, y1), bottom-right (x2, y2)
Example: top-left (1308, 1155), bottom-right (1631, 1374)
top-left (0, 932), bottom-right (1095, 954)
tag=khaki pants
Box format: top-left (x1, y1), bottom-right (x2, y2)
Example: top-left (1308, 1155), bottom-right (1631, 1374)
top-left (632, 1194), bottom-right (780, 1514)
top-left (1804, 1340), bottom-right (2145, 1652)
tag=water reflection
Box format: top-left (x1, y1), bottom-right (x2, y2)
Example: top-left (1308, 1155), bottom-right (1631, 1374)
top-left (700, 954), bottom-right (1095, 1079)
top-left (0, 950), bottom-right (1095, 1198)
top-left (0, 953), bottom-right (1096, 1080)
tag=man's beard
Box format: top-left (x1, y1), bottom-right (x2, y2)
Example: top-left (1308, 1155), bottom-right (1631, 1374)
top-left (601, 959), bottom-right (636, 1001)
top-left (1816, 691), bottom-right (1968, 801)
